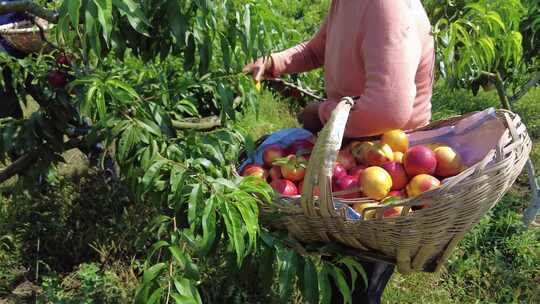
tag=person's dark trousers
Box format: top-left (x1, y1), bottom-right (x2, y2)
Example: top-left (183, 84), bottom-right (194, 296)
top-left (0, 65), bottom-right (23, 119)
top-left (330, 259), bottom-right (395, 304)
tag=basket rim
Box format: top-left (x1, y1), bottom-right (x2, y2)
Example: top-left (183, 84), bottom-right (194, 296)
top-left (262, 108), bottom-right (517, 202)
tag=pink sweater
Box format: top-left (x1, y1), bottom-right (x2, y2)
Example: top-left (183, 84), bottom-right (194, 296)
top-left (271, 0), bottom-right (435, 138)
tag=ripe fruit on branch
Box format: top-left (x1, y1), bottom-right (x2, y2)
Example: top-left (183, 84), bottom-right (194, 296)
top-left (270, 179), bottom-right (298, 196)
top-left (56, 53), bottom-right (71, 66)
top-left (48, 70), bottom-right (68, 88)
top-left (403, 145), bottom-right (437, 177)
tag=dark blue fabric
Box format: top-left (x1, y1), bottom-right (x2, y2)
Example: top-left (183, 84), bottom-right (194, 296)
top-left (0, 0), bottom-right (29, 58)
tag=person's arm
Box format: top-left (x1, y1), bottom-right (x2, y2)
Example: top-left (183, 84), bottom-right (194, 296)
top-left (270, 15), bottom-right (329, 77)
top-left (319, 0), bottom-right (421, 136)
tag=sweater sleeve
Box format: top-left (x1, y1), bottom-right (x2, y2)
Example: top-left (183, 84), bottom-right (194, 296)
top-left (318, 0), bottom-right (421, 136)
top-left (270, 15), bottom-right (328, 76)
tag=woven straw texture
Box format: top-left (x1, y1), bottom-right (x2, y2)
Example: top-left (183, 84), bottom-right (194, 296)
top-left (0, 18), bottom-right (53, 54)
top-left (261, 97), bottom-right (532, 274)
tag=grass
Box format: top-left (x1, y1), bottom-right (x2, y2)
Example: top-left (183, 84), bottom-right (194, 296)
top-left (234, 90), bottom-right (301, 140)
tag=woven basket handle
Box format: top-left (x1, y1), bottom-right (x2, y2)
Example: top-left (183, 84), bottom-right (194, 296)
top-left (300, 97), bottom-right (354, 217)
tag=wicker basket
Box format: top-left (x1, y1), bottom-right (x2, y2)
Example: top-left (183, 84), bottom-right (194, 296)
top-left (260, 97), bottom-right (532, 274)
top-left (0, 18), bottom-right (53, 54)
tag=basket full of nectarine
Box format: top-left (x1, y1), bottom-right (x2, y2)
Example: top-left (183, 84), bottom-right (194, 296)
top-left (239, 97), bottom-right (532, 274)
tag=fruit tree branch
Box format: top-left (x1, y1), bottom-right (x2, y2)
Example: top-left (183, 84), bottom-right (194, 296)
top-left (0, 138), bottom-right (84, 184)
top-left (171, 116), bottom-right (221, 130)
top-left (482, 71), bottom-right (540, 227)
top-left (0, 152), bottom-right (37, 183)
top-left (0, 1), bottom-right (58, 23)
top-left (509, 71), bottom-right (540, 103)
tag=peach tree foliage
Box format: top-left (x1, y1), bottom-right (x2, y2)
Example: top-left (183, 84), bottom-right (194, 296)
top-left (0, 1), bottom-right (366, 303)
top-left (424, 0), bottom-right (540, 93)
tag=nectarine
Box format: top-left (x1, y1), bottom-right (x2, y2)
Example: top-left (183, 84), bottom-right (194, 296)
top-left (434, 146), bottom-right (463, 177)
top-left (406, 174), bottom-right (441, 197)
top-left (360, 166), bottom-right (393, 200)
top-left (381, 129), bottom-right (409, 153)
top-left (381, 162), bottom-right (409, 190)
top-left (364, 143), bottom-right (394, 167)
top-left (403, 146), bottom-right (437, 177)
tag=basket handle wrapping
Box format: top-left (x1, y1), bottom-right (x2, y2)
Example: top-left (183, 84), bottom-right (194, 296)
top-left (300, 97), bottom-right (354, 217)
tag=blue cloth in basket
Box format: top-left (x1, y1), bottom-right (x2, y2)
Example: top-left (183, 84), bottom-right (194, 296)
top-left (239, 128), bottom-right (362, 221)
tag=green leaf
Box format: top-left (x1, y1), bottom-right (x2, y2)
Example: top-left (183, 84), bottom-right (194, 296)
top-left (96, 90), bottom-right (107, 120)
top-left (118, 125), bottom-right (139, 160)
top-left (83, 84), bottom-right (98, 118)
top-left (106, 79), bottom-right (140, 99)
top-left (188, 184), bottom-right (203, 224)
top-left (257, 245), bottom-right (275, 294)
top-left (318, 264), bottom-right (332, 304)
top-left (243, 4), bottom-right (251, 55)
top-left (171, 293), bottom-right (199, 304)
top-left (485, 11), bottom-right (506, 32)
top-left (134, 282), bottom-right (151, 304)
top-left (338, 257), bottom-right (367, 292)
top-left (198, 196), bottom-right (217, 255)
top-left (243, 134), bottom-right (256, 162)
top-left (217, 83), bottom-right (234, 120)
top-left (329, 266), bottom-right (351, 304)
top-left (184, 33), bottom-right (196, 71)
top-left (167, 0), bottom-right (187, 45)
top-left (169, 246), bottom-right (200, 280)
top-left (301, 258), bottom-right (319, 304)
top-left (85, 1), bottom-right (101, 57)
top-left (94, 0), bottom-right (113, 43)
top-left (147, 286), bottom-right (164, 304)
top-left (173, 278), bottom-right (202, 304)
top-left (235, 195), bottom-right (259, 251)
top-left (220, 35), bottom-right (231, 71)
top-left (278, 249), bottom-right (299, 302)
top-left (67, 0), bottom-right (82, 33)
top-left (112, 0), bottom-right (150, 35)
top-left (148, 240), bottom-right (170, 261)
top-left (142, 263), bottom-right (166, 284)
top-left (137, 119), bottom-right (163, 137)
top-left (222, 201), bottom-right (246, 266)
top-left (212, 178), bottom-right (236, 189)
top-left (142, 160), bottom-right (167, 191)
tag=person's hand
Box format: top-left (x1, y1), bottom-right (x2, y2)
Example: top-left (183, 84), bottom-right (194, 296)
top-left (242, 56), bottom-right (275, 82)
